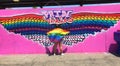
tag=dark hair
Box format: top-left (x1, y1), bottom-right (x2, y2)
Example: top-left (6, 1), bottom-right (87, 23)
top-left (55, 24), bottom-right (61, 28)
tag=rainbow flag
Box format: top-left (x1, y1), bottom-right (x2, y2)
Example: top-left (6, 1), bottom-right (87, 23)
top-left (47, 28), bottom-right (70, 43)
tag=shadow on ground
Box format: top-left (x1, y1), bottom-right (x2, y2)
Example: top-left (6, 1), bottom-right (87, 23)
top-left (109, 43), bottom-right (120, 57)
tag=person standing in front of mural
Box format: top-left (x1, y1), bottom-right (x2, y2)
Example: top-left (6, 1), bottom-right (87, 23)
top-left (47, 24), bottom-right (70, 55)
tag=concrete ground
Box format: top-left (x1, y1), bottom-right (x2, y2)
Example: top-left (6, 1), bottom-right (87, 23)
top-left (0, 53), bottom-right (120, 66)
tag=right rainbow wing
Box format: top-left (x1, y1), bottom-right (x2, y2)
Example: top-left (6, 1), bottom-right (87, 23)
top-left (60, 12), bottom-right (120, 46)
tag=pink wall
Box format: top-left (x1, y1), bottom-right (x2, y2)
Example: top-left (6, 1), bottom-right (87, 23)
top-left (0, 3), bottom-right (120, 55)
top-left (1, 4), bottom-right (120, 17)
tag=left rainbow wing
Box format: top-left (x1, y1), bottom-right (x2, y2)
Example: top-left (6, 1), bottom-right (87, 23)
top-left (0, 14), bottom-right (56, 46)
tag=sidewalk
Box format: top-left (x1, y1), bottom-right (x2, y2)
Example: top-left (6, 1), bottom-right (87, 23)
top-left (0, 53), bottom-right (120, 66)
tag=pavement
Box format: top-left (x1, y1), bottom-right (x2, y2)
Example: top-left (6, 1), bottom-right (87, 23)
top-left (0, 53), bottom-right (120, 66)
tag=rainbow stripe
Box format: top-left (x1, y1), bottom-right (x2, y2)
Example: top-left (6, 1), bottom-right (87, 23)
top-left (61, 13), bottom-right (120, 35)
top-left (0, 14), bottom-right (55, 35)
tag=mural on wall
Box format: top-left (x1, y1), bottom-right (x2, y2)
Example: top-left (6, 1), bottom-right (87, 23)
top-left (0, 11), bottom-right (120, 47)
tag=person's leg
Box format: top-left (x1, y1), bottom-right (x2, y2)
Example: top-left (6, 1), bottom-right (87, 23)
top-left (59, 42), bottom-right (63, 55)
top-left (53, 43), bottom-right (58, 55)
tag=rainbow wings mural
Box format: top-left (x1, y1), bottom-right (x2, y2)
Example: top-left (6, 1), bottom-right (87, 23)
top-left (0, 12), bottom-right (120, 46)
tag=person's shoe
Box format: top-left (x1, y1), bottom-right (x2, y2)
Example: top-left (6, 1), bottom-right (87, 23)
top-left (60, 53), bottom-right (64, 56)
top-left (53, 53), bottom-right (56, 56)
